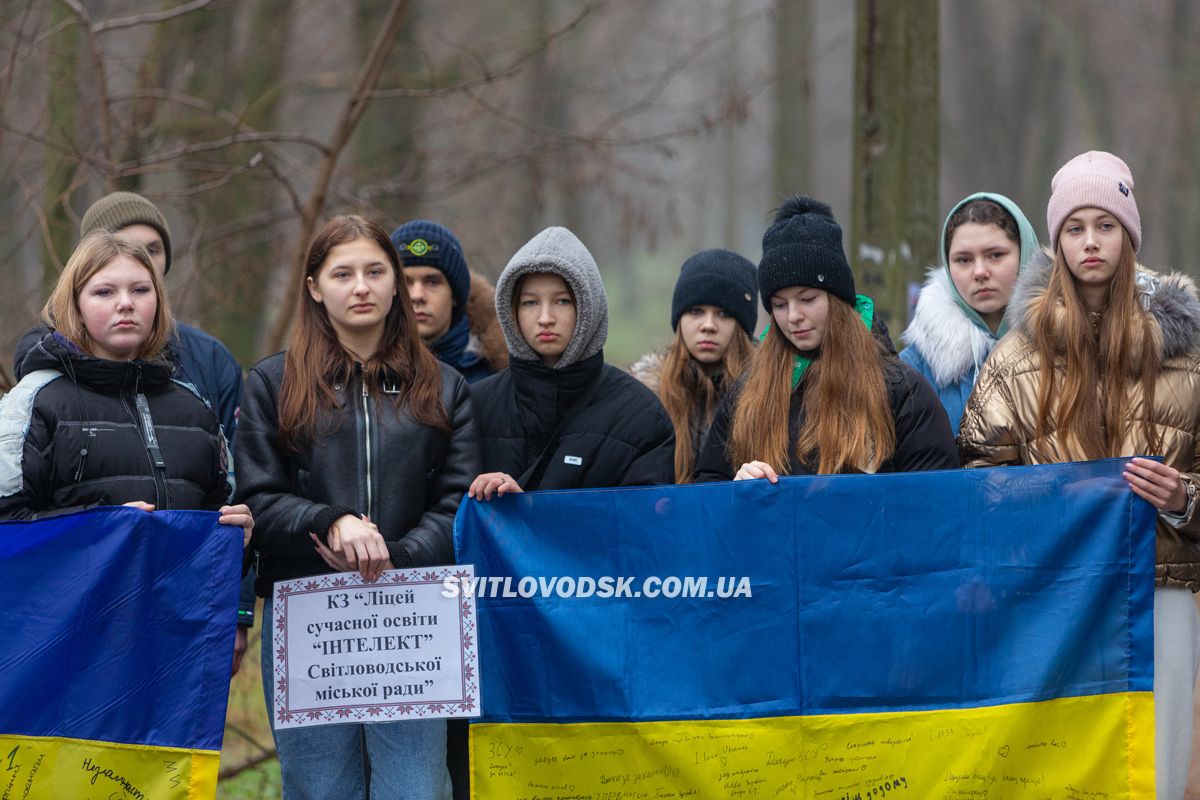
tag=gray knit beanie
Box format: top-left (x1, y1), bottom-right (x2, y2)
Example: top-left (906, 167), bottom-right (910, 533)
top-left (494, 227), bottom-right (608, 369)
top-left (80, 191), bottom-right (173, 273)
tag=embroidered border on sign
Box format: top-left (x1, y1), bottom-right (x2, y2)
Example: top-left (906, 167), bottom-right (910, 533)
top-left (273, 566), bottom-right (478, 725)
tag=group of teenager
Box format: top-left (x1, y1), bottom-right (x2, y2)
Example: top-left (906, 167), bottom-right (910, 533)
top-left (0, 148), bottom-right (1197, 799)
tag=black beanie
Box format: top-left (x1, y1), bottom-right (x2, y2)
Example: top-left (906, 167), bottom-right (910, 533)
top-left (670, 249), bottom-right (758, 336)
top-left (758, 196), bottom-right (855, 308)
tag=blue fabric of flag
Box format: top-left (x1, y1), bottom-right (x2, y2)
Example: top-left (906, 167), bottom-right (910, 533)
top-left (0, 507), bottom-right (242, 750)
top-left (455, 458), bottom-right (1155, 724)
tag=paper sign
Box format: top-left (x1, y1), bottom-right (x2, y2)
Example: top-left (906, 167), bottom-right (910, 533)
top-left (271, 564), bottom-right (478, 729)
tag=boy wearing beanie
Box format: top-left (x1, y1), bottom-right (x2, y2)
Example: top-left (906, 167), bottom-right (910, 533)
top-left (391, 220), bottom-right (506, 384)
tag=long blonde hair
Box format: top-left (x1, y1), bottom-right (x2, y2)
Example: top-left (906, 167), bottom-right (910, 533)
top-left (659, 328), bottom-right (751, 482)
top-left (42, 231), bottom-right (173, 361)
top-left (1032, 233), bottom-right (1161, 458)
top-left (729, 298), bottom-right (895, 474)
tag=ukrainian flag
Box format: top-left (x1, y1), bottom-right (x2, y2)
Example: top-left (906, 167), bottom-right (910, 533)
top-left (456, 459), bottom-right (1155, 798)
top-left (0, 507), bottom-right (242, 799)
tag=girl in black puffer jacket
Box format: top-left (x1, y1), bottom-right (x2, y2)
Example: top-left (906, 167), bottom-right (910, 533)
top-left (466, 226), bottom-right (674, 500)
top-left (0, 233), bottom-right (251, 542)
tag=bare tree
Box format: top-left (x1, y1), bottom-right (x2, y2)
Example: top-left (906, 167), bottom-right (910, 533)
top-left (0, 0), bottom-right (767, 370)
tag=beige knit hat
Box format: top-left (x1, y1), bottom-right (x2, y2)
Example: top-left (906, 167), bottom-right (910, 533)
top-left (80, 191), bottom-right (173, 272)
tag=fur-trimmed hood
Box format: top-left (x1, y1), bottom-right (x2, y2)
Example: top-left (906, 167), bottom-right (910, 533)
top-left (629, 350), bottom-right (664, 393)
top-left (1007, 249), bottom-right (1200, 360)
top-left (465, 271), bottom-right (508, 372)
top-left (901, 268), bottom-right (996, 388)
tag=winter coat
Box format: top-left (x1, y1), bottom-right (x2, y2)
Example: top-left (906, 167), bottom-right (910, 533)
top-left (15, 321), bottom-right (243, 438)
top-left (474, 352), bottom-right (674, 490)
top-left (630, 350), bottom-right (727, 467)
top-left (0, 332), bottom-right (231, 519)
top-left (694, 357), bottom-right (959, 481)
top-left (899, 191), bottom-right (1040, 432)
top-left (476, 226), bottom-right (674, 489)
top-left (235, 354), bottom-right (479, 596)
top-left (899, 270), bottom-right (996, 433)
top-left (959, 250), bottom-right (1200, 590)
top-left (429, 271), bottom-right (509, 384)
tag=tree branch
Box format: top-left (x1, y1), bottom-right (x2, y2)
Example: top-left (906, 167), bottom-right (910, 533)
top-left (91, 0), bottom-right (215, 34)
top-left (264, 0), bottom-right (411, 352)
top-left (113, 131), bottom-right (329, 174)
top-left (16, 173), bottom-right (66, 276)
top-left (366, 2), bottom-right (596, 99)
top-left (0, 0), bottom-right (38, 155)
top-left (58, 0), bottom-right (115, 177)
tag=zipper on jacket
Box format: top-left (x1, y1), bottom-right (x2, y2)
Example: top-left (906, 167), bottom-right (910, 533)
top-left (132, 387), bottom-right (169, 508)
top-left (361, 379), bottom-right (374, 521)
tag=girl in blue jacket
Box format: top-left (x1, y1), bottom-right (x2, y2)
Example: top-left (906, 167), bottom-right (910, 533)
top-left (899, 192), bottom-right (1039, 431)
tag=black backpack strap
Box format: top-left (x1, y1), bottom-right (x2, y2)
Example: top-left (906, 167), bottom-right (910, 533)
top-left (518, 365), bottom-right (610, 491)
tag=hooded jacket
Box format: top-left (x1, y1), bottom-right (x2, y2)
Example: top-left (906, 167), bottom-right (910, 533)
top-left (472, 227), bottom-right (674, 490)
top-left (235, 355), bottom-right (478, 596)
top-left (899, 192), bottom-right (1040, 432)
top-left (958, 250), bottom-right (1200, 590)
top-left (0, 332), bottom-right (230, 519)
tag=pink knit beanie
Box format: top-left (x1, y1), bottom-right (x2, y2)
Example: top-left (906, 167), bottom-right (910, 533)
top-left (1046, 151), bottom-right (1141, 253)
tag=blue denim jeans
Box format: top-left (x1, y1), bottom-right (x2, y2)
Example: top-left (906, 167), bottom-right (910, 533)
top-left (261, 602), bottom-right (452, 800)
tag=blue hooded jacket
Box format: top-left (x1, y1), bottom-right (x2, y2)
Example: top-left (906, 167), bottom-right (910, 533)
top-left (899, 192), bottom-right (1039, 432)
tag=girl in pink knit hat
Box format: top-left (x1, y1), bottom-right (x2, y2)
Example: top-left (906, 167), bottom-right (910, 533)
top-left (960, 150), bottom-right (1200, 799)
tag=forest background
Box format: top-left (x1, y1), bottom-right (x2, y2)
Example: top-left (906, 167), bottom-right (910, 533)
top-left (2, 1), bottom-right (1198, 797)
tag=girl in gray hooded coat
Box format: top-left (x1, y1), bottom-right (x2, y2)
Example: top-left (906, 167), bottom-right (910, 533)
top-left (467, 226), bottom-right (675, 499)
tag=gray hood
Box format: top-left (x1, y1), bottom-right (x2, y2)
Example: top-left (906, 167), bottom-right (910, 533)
top-left (494, 226), bottom-right (609, 369)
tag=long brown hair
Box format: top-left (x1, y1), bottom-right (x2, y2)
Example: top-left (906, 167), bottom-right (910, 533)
top-left (43, 231), bottom-right (173, 361)
top-left (660, 328), bottom-right (751, 482)
top-left (278, 215), bottom-right (449, 450)
top-left (728, 298), bottom-right (895, 474)
top-left (1032, 233), bottom-right (1161, 459)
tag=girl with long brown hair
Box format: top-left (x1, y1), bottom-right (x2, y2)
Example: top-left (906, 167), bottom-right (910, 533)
top-left (694, 196), bottom-right (958, 481)
top-left (236, 215), bottom-right (477, 799)
top-left (959, 152), bottom-right (1200, 800)
top-left (631, 249), bottom-right (756, 482)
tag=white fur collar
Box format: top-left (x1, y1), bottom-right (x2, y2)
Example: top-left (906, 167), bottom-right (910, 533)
top-left (901, 268), bottom-right (996, 388)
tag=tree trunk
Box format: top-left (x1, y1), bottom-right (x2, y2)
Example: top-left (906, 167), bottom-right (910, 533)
top-left (41, 2), bottom-right (81, 293)
top-left (773, 0), bottom-right (811, 202)
top-left (849, 0), bottom-right (938, 334)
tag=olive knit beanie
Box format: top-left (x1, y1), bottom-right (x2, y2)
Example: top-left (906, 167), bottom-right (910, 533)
top-left (80, 191), bottom-right (173, 273)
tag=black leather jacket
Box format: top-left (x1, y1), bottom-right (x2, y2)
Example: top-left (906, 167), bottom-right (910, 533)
top-left (235, 353), bottom-right (479, 596)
